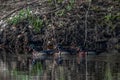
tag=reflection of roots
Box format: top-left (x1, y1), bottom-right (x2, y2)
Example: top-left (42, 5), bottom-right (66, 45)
top-left (16, 61), bottom-right (25, 71)
top-left (16, 58), bottom-right (30, 71)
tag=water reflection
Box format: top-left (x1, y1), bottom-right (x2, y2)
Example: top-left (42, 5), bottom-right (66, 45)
top-left (0, 48), bottom-right (120, 80)
top-left (0, 48), bottom-right (80, 80)
top-left (0, 48), bottom-right (31, 80)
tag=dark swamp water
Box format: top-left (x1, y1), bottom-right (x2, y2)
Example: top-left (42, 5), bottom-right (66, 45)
top-left (0, 48), bottom-right (120, 80)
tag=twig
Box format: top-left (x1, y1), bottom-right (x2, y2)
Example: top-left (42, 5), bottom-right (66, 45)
top-left (35, 4), bottom-right (64, 16)
top-left (84, 1), bottom-right (91, 46)
top-left (84, 1), bottom-right (92, 80)
top-left (0, 0), bottom-right (38, 21)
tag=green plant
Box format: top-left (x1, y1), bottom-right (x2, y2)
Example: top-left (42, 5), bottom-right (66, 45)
top-left (7, 8), bottom-right (44, 32)
top-left (66, 5), bottom-right (72, 11)
top-left (104, 13), bottom-right (119, 22)
top-left (69, 0), bottom-right (75, 4)
top-left (104, 13), bottom-right (112, 22)
top-left (7, 8), bottom-right (31, 25)
top-left (55, 9), bottom-right (65, 16)
top-left (66, 0), bottom-right (75, 11)
top-left (104, 12), bottom-right (120, 31)
top-left (30, 17), bottom-right (43, 32)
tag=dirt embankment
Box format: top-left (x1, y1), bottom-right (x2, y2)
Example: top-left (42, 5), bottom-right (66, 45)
top-left (0, 0), bottom-right (120, 53)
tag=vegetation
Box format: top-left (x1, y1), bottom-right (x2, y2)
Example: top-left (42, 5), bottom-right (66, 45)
top-left (29, 16), bottom-right (43, 32)
top-left (7, 8), bottom-right (31, 25)
top-left (7, 8), bottom-right (44, 32)
top-left (104, 12), bottom-right (120, 31)
top-left (0, 0), bottom-right (120, 80)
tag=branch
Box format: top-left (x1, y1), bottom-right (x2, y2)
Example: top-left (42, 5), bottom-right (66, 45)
top-left (0, 0), bottom-right (38, 21)
top-left (84, 0), bottom-right (92, 47)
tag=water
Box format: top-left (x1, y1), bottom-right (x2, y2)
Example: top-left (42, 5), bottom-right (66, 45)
top-left (0, 49), bottom-right (120, 80)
